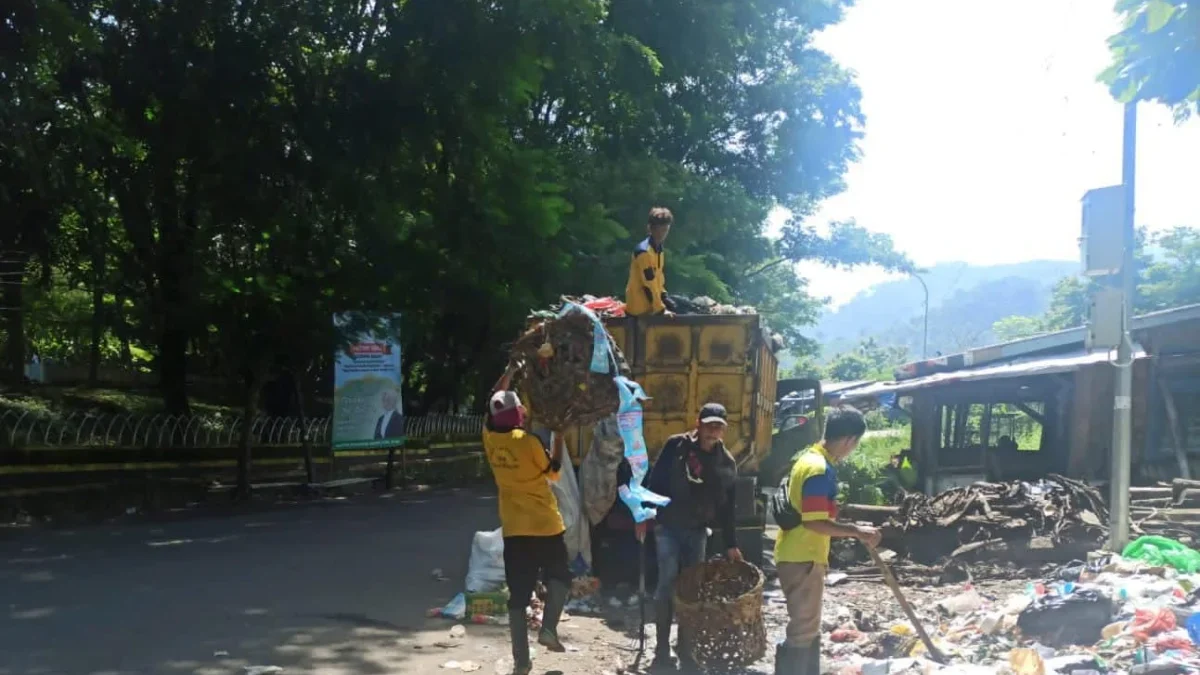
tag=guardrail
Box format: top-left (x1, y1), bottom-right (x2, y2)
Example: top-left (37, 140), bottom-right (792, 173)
top-left (0, 411), bottom-right (489, 494)
top-left (0, 411), bottom-right (484, 450)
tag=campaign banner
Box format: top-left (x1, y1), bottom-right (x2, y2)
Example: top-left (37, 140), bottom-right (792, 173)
top-left (332, 312), bottom-right (405, 450)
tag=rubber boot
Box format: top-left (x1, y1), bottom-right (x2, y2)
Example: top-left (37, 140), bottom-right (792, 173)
top-left (774, 643), bottom-right (805, 675)
top-left (652, 600), bottom-right (676, 669)
top-left (806, 635), bottom-right (822, 675)
top-left (537, 579), bottom-right (568, 653)
top-left (508, 609), bottom-right (532, 675)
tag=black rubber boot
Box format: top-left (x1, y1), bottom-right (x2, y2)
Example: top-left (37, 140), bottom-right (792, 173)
top-left (806, 636), bottom-right (821, 675)
top-left (652, 603), bottom-right (676, 670)
top-left (774, 643), bottom-right (805, 675)
top-left (509, 609), bottom-right (531, 675)
top-left (537, 580), bottom-right (568, 652)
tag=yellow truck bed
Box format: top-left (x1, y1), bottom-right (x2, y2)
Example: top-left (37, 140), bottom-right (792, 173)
top-left (559, 314), bottom-right (778, 471)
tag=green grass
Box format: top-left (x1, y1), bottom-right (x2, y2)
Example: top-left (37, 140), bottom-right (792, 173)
top-left (856, 429), bottom-right (909, 467)
top-left (0, 385), bottom-right (239, 418)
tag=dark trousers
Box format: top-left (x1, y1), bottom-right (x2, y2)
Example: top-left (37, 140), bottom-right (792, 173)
top-left (503, 533), bottom-right (571, 611)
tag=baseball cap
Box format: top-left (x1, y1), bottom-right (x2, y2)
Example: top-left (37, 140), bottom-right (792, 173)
top-left (699, 402), bottom-right (728, 425)
top-left (489, 390), bottom-right (522, 415)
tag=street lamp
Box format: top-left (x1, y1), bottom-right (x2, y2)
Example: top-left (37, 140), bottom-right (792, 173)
top-left (910, 271), bottom-right (929, 359)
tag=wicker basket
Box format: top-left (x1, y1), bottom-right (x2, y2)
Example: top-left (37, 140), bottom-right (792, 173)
top-left (674, 559), bottom-right (767, 669)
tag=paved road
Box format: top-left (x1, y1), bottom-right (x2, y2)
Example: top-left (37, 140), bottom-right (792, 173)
top-left (0, 489), bottom-right (501, 675)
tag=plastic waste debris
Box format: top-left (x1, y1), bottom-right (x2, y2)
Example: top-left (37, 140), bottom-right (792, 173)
top-left (1010, 648), bottom-right (1046, 675)
top-left (1123, 536), bottom-right (1200, 574)
top-left (937, 589), bottom-right (984, 616)
top-left (1017, 589), bottom-right (1113, 647)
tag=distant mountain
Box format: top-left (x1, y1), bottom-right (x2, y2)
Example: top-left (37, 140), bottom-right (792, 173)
top-left (809, 260), bottom-right (1079, 361)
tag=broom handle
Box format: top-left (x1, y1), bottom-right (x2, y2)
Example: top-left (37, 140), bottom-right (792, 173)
top-left (866, 546), bottom-right (946, 665)
top-left (636, 523), bottom-right (647, 654)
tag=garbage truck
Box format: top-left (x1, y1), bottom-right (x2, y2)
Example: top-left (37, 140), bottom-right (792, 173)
top-left (551, 312), bottom-right (785, 572)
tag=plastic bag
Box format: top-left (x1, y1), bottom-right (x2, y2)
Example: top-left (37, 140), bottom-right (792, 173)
top-left (1123, 536), bottom-right (1200, 573)
top-left (1016, 588), bottom-right (1113, 647)
top-left (1130, 608), bottom-right (1176, 642)
top-left (580, 415), bottom-right (624, 525)
top-left (547, 433), bottom-right (591, 569)
top-left (613, 376), bottom-right (669, 523)
top-left (465, 528), bottom-right (506, 593)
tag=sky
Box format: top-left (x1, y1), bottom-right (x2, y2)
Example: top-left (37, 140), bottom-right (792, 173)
top-left (782, 0), bottom-right (1200, 308)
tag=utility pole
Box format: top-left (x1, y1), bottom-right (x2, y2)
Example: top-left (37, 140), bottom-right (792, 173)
top-left (1108, 101), bottom-right (1138, 551)
top-left (910, 271), bottom-right (929, 359)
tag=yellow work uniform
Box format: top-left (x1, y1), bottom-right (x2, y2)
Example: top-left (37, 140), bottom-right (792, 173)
top-left (625, 237), bottom-right (667, 316)
top-left (774, 445), bottom-right (839, 565)
top-left (482, 427), bottom-right (565, 537)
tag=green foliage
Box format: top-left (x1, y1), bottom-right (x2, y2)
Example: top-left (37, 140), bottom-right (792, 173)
top-left (0, 0), bottom-right (916, 443)
top-left (992, 315), bottom-right (1046, 342)
top-left (825, 338), bottom-right (907, 382)
top-left (1101, 0), bottom-right (1199, 120)
top-left (1044, 227), bottom-right (1200, 330)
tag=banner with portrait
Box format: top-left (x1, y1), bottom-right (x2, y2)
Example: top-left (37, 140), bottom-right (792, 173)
top-left (332, 312), bottom-right (405, 450)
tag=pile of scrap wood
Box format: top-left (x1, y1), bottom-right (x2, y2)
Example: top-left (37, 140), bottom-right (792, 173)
top-left (836, 475), bottom-right (1109, 573)
top-left (1130, 478), bottom-right (1200, 545)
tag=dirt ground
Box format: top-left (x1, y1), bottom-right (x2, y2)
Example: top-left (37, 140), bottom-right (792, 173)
top-left (401, 571), bottom-right (1032, 675)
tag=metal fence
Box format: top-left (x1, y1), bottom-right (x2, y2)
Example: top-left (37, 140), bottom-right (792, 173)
top-left (0, 411), bottom-right (484, 450)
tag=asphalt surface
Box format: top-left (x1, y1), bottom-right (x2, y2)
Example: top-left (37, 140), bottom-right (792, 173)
top-left (0, 489), bottom-right (501, 675)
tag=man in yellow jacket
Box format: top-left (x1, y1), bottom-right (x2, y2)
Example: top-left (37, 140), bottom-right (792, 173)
top-left (625, 207), bottom-right (676, 317)
top-left (483, 368), bottom-right (569, 675)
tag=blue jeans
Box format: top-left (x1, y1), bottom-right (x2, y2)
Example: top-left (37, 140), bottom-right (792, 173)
top-left (654, 524), bottom-right (707, 646)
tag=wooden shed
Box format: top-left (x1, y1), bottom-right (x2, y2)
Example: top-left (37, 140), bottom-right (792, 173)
top-left (844, 304), bottom-right (1200, 492)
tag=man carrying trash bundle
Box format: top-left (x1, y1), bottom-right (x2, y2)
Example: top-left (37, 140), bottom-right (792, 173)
top-left (625, 206), bottom-right (677, 317)
top-left (646, 402), bottom-right (743, 669)
top-left (483, 366), bottom-right (570, 675)
top-left (773, 406), bottom-right (882, 675)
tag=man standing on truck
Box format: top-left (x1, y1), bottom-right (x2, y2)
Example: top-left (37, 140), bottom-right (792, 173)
top-left (647, 402), bottom-right (743, 668)
top-left (483, 366), bottom-right (570, 675)
top-left (773, 406), bottom-right (882, 675)
top-left (625, 206), bottom-right (677, 317)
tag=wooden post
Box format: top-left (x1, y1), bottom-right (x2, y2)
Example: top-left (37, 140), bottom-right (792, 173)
top-left (1157, 378), bottom-right (1189, 480)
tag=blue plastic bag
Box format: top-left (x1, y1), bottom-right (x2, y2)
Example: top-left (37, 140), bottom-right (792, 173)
top-left (613, 376), bottom-right (670, 522)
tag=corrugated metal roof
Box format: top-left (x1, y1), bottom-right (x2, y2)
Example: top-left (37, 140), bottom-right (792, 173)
top-left (845, 345), bottom-right (1148, 400)
top-left (894, 303), bottom-right (1200, 381)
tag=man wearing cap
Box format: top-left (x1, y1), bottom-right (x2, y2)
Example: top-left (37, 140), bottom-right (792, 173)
top-left (483, 368), bottom-right (570, 675)
top-left (646, 402), bottom-right (742, 668)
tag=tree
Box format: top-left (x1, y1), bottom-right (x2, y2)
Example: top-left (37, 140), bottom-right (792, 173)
top-left (992, 315), bottom-right (1046, 342)
top-left (825, 338), bottom-right (908, 382)
top-left (1042, 227), bottom-right (1200, 330)
top-left (1101, 0), bottom-right (1199, 120)
top-left (5, 0), bottom-right (912, 429)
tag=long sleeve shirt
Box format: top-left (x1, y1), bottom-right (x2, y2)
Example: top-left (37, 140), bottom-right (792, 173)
top-left (648, 432), bottom-right (737, 548)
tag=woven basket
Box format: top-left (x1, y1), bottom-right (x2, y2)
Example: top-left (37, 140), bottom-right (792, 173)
top-left (511, 311), bottom-right (629, 430)
top-left (674, 559), bottom-right (767, 668)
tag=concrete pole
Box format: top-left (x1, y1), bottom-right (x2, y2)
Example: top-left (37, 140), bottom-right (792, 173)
top-left (1108, 102), bottom-right (1137, 551)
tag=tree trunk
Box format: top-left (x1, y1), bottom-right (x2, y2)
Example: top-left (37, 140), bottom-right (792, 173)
top-left (235, 367), bottom-right (265, 499)
top-left (88, 215), bottom-right (107, 388)
top-left (159, 323), bottom-right (191, 415)
top-left (292, 367), bottom-right (315, 485)
top-left (1, 254), bottom-right (27, 385)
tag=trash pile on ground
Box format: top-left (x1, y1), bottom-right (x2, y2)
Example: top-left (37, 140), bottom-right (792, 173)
top-left (822, 534), bottom-right (1200, 674)
top-left (835, 476), bottom-right (1110, 579)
